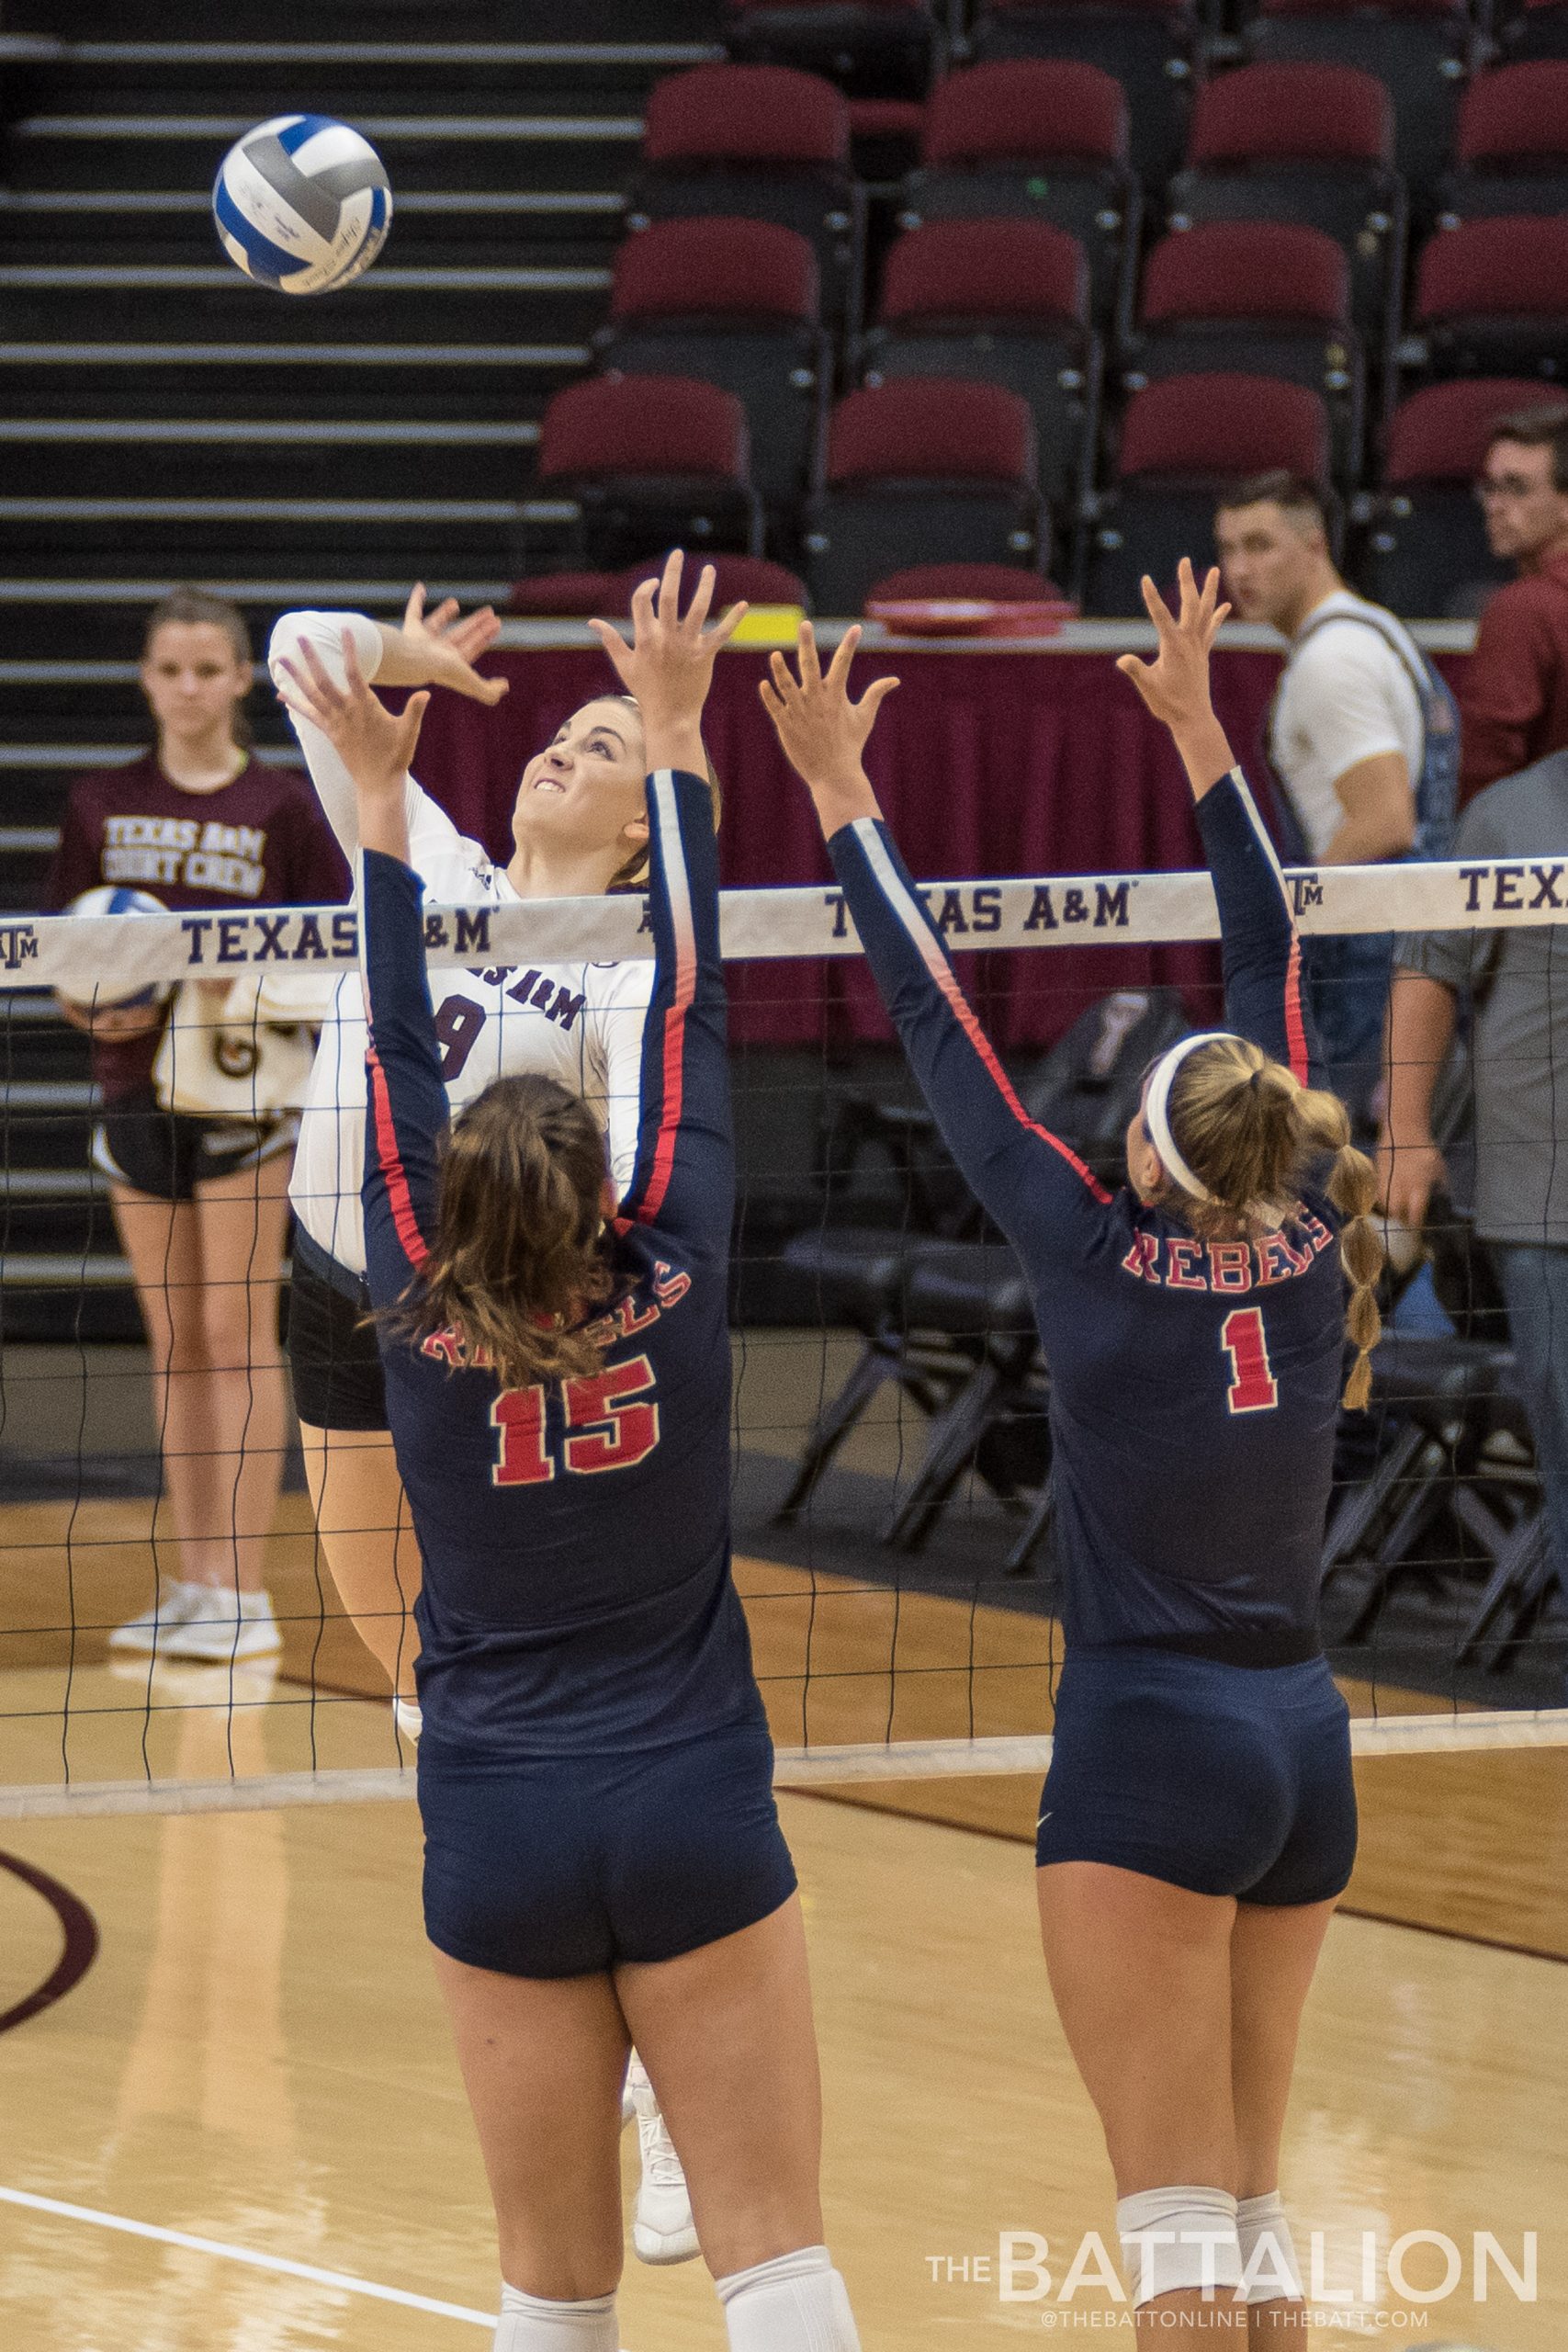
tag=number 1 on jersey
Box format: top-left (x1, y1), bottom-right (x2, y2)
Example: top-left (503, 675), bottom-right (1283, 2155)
top-left (1221, 1306), bottom-right (1279, 1415)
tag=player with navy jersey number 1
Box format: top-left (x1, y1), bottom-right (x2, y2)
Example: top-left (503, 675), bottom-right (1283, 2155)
top-left (293, 552), bottom-right (861, 2352)
top-left (761, 560), bottom-right (1382, 2343)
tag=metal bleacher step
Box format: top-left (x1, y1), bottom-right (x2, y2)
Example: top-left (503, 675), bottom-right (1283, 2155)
top-left (0, 581), bottom-right (514, 662)
top-left (0, 337), bottom-right (590, 424)
top-left (0, 262), bottom-right (612, 346)
top-left (0, 188), bottom-right (631, 268)
top-left (0, 497), bottom-right (570, 581)
top-left (7, 111), bottom-right (648, 198)
top-left (0, 418), bottom-right (542, 504)
top-left (3, 0), bottom-right (726, 37)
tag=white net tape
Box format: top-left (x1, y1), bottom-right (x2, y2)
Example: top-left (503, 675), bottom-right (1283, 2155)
top-left (5, 853), bottom-right (1566, 993)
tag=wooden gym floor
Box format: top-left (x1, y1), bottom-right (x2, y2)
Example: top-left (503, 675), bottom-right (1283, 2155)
top-left (1, 1332), bottom-right (1565, 2345)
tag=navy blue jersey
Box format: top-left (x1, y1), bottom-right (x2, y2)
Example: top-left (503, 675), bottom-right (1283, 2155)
top-left (359, 770), bottom-right (765, 1758)
top-left (829, 770), bottom-right (1348, 1662)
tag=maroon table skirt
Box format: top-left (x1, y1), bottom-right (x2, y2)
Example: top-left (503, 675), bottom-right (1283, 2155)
top-left (412, 647), bottom-right (1464, 1051)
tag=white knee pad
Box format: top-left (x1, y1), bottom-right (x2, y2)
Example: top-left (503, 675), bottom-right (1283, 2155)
top-left (1237, 2189), bottom-right (1303, 2303)
top-left (716, 2245), bottom-right (861, 2352)
top-left (1116, 2187), bottom-right (1244, 2308)
top-left (493, 2283), bottom-right (619, 2351)
top-left (393, 1696), bottom-right (423, 1744)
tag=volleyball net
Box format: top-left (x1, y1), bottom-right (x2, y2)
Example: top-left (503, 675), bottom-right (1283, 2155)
top-left (1, 851), bottom-right (1565, 1821)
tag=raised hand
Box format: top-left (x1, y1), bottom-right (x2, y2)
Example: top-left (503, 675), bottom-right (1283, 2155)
top-left (759, 622), bottom-right (898, 831)
top-left (276, 628), bottom-right (429, 826)
top-left (390, 582), bottom-right (509, 706)
top-left (1115, 559), bottom-right (1230, 731)
top-left (586, 550), bottom-right (746, 771)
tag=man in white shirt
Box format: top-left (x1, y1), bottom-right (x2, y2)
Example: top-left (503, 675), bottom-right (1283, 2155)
top-left (1214, 470), bottom-right (1452, 1126)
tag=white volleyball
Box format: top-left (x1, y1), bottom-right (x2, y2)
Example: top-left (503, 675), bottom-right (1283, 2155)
top-left (61, 888), bottom-right (174, 1010)
top-left (213, 115), bottom-right (390, 296)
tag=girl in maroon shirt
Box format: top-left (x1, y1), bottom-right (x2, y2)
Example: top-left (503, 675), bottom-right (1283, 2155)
top-left (50, 590), bottom-right (346, 1662)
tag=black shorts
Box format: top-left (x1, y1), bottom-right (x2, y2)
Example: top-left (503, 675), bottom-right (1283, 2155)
top-left (287, 1226), bottom-right (389, 1432)
top-left (1036, 1645), bottom-right (1358, 1907)
top-left (95, 1082), bottom-right (297, 1205)
top-left (418, 1722), bottom-right (798, 1979)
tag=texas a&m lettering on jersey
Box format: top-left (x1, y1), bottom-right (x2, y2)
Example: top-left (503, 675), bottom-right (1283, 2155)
top-left (100, 814), bottom-right (272, 898)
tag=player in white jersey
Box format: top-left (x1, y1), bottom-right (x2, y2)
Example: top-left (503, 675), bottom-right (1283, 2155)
top-left (271, 590), bottom-right (709, 2265)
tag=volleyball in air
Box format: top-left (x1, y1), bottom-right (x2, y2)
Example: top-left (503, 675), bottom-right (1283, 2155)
top-left (212, 115), bottom-right (390, 295)
top-left (61, 888), bottom-right (174, 1010)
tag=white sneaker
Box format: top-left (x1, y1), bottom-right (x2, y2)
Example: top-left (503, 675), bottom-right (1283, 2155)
top-left (629, 2055), bottom-right (699, 2266)
top-left (156, 1588), bottom-right (283, 1662)
top-left (107, 1579), bottom-right (205, 1653)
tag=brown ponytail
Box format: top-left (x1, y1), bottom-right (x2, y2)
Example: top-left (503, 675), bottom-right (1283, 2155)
top-left (1163, 1038), bottom-right (1384, 1409)
top-left (380, 1074), bottom-right (614, 1390)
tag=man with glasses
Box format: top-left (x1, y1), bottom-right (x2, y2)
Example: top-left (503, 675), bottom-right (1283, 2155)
top-left (1461, 405), bottom-right (1568, 808)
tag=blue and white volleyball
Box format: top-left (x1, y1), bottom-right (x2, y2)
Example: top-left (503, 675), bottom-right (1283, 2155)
top-left (213, 116), bottom-right (390, 295)
top-left (62, 888), bottom-right (174, 1010)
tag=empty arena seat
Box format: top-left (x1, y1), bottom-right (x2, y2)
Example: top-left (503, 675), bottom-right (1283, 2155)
top-left (860, 219), bottom-right (1100, 514)
top-left (969, 0), bottom-right (1201, 189)
top-left (1166, 64), bottom-right (1405, 347)
top-left (1438, 64), bottom-right (1568, 224)
top-left (1084, 371), bottom-right (1329, 615)
top-left (1412, 215), bottom-right (1568, 382)
top-left (725, 0), bottom-right (945, 101)
top-left (864, 559), bottom-right (1069, 603)
top-left (803, 377), bottom-right (1047, 615)
top-left (1126, 223), bottom-right (1363, 476)
top-left (897, 61), bottom-right (1140, 331)
top-left (1498, 0), bottom-right (1568, 62)
top-left (1359, 377), bottom-right (1548, 615)
top-left (627, 64), bottom-right (865, 324)
top-left (1243, 0), bottom-right (1477, 196)
top-left (509, 555), bottom-right (808, 616)
top-left (533, 374), bottom-right (764, 570)
top-left (594, 217), bottom-right (829, 508)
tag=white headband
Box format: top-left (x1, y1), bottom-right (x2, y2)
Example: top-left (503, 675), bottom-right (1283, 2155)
top-left (1143, 1031), bottom-right (1239, 1204)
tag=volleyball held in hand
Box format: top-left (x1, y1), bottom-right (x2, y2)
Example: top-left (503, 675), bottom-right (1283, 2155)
top-left (213, 115), bottom-right (390, 295)
top-left (61, 888), bottom-right (175, 1011)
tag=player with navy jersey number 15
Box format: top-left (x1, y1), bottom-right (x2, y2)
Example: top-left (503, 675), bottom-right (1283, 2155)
top-left (284, 552), bottom-right (862, 2352)
top-left (761, 560), bottom-right (1383, 2343)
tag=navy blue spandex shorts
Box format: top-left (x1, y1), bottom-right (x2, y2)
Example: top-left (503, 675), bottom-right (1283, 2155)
top-left (1035, 1645), bottom-right (1357, 1906)
top-left (419, 1721), bottom-right (797, 1978)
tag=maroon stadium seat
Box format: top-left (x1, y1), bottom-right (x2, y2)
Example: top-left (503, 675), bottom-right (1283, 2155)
top-left (1360, 377), bottom-right (1554, 615)
top-left (898, 60), bottom-right (1139, 331)
top-left (969, 0), bottom-right (1200, 190)
top-left (509, 556), bottom-right (809, 618)
top-left (594, 218), bottom-right (829, 508)
top-left (1438, 64), bottom-right (1568, 225)
top-left (1167, 63), bottom-right (1404, 347)
top-left (627, 65), bottom-right (865, 324)
top-left (865, 560), bottom-right (1068, 601)
top-left (1499, 0), bottom-right (1568, 66)
top-left (725, 0), bottom-right (944, 103)
top-left (618, 553), bottom-right (810, 608)
top-left (804, 377), bottom-right (1048, 613)
top-left (1413, 215), bottom-right (1568, 382)
top-left (1127, 222), bottom-right (1362, 474)
top-left (1085, 372), bottom-right (1330, 614)
top-left (533, 374), bottom-right (763, 570)
top-left (860, 219), bottom-right (1100, 514)
top-left (1244, 0), bottom-right (1476, 195)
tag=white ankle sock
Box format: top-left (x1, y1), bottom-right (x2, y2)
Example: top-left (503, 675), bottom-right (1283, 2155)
top-left (716, 2245), bottom-right (860, 2351)
top-left (1237, 2189), bottom-right (1303, 2303)
top-left (493, 2283), bottom-right (619, 2350)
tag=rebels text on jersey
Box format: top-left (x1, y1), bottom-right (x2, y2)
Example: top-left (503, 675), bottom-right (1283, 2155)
top-left (828, 771), bottom-right (1348, 1663)
top-left (360, 770), bottom-right (764, 1760)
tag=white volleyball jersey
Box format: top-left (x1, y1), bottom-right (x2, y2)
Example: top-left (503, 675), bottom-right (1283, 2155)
top-left (269, 609), bottom-right (653, 1276)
